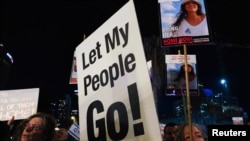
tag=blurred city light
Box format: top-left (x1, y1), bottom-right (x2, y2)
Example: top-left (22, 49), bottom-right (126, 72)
top-left (220, 79), bottom-right (226, 85)
top-left (220, 78), bottom-right (227, 89)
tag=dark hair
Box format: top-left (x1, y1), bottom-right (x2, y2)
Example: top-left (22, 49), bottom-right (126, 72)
top-left (12, 119), bottom-right (28, 141)
top-left (30, 113), bottom-right (57, 141)
top-left (175, 123), bottom-right (205, 141)
top-left (172, 2), bottom-right (204, 28)
top-left (0, 121), bottom-right (11, 141)
top-left (164, 122), bottom-right (177, 131)
top-left (12, 113), bottom-right (57, 141)
top-left (174, 64), bottom-right (195, 82)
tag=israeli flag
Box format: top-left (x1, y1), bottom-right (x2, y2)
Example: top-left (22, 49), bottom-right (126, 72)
top-left (68, 123), bottom-right (79, 140)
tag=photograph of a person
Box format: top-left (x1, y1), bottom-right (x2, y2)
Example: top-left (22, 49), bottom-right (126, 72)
top-left (165, 55), bottom-right (198, 96)
top-left (171, 0), bottom-right (208, 37)
top-left (174, 63), bottom-right (197, 89)
top-left (69, 52), bottom-right (78, 84)
top-left (159, 0), bottom-right (209, 40)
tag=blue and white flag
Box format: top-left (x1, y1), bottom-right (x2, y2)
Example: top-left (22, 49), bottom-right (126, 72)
top-left (68, 123), bottom-right (79, 140)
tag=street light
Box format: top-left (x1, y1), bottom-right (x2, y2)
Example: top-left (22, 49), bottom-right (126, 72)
top-left (220, 78), bottom-right (229, 96)
top-left (220, 79), bottom-right (227, 88)
top-left (71, 116), bottom-right (76, 123)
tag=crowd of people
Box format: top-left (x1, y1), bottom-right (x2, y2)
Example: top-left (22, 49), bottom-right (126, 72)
top-left (1, 112), bottom-right (209, 141)
top-left (0, 113), bottom-right (70, 141)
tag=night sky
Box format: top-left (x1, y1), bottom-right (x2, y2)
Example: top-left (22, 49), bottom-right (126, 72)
top-left (1, 0), bottom-right (250, 117)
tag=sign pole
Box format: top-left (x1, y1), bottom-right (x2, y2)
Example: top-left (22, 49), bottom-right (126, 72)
top-left (183, 44), bottom-right (192, 141)
top-left (178, 49), bottom-right (187, 123)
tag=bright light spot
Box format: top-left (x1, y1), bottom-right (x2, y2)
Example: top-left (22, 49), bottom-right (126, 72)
top-left (71, 116), bottom-right (75, 120)
top-left (220, 79), bottom-right (226, 85)
top-left (6, 52), bottom-right (14, 64)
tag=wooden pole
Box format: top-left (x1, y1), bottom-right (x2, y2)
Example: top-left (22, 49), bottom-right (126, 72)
top-left (183, 44), bottom-right (192, 141)
top-left (178, 49), bottom-right (187, 123)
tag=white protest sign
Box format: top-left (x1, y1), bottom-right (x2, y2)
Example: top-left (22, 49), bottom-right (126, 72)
top-left (75, 1), bottom-right (161, 140)
top-left (0, 88), bottom-right (39, 121)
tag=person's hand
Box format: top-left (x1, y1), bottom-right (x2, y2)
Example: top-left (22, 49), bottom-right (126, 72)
top-left (7, 116), bottom-right (15, 126)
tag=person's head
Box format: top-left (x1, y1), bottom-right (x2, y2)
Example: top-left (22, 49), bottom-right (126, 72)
top-left (14, 112), bottom-right (57, 141)
top-left (175, 123), bottom-right (205, 141)
top-left (163, 122), bottom-right (178, 141)
top-left (181, 0), bottom-right (202, 14)
top-left (181, 0), bottom-right (201, 7)
top-left (172, 0), bottom-right (204, 27)
top-left (175, 64), bottom-right (196, 80)
top-left (181, 64), bottom-right (195, 74)
top-left (56, 128), bottom-right (69, 141)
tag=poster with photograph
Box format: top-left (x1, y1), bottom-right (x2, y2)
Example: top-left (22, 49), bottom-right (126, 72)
top-left (165, 54), bottom-right (198, 96)
top-left (69, 51), bottom-right (77, 84)
top-left (158, 0), bottom-right (210, 46)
